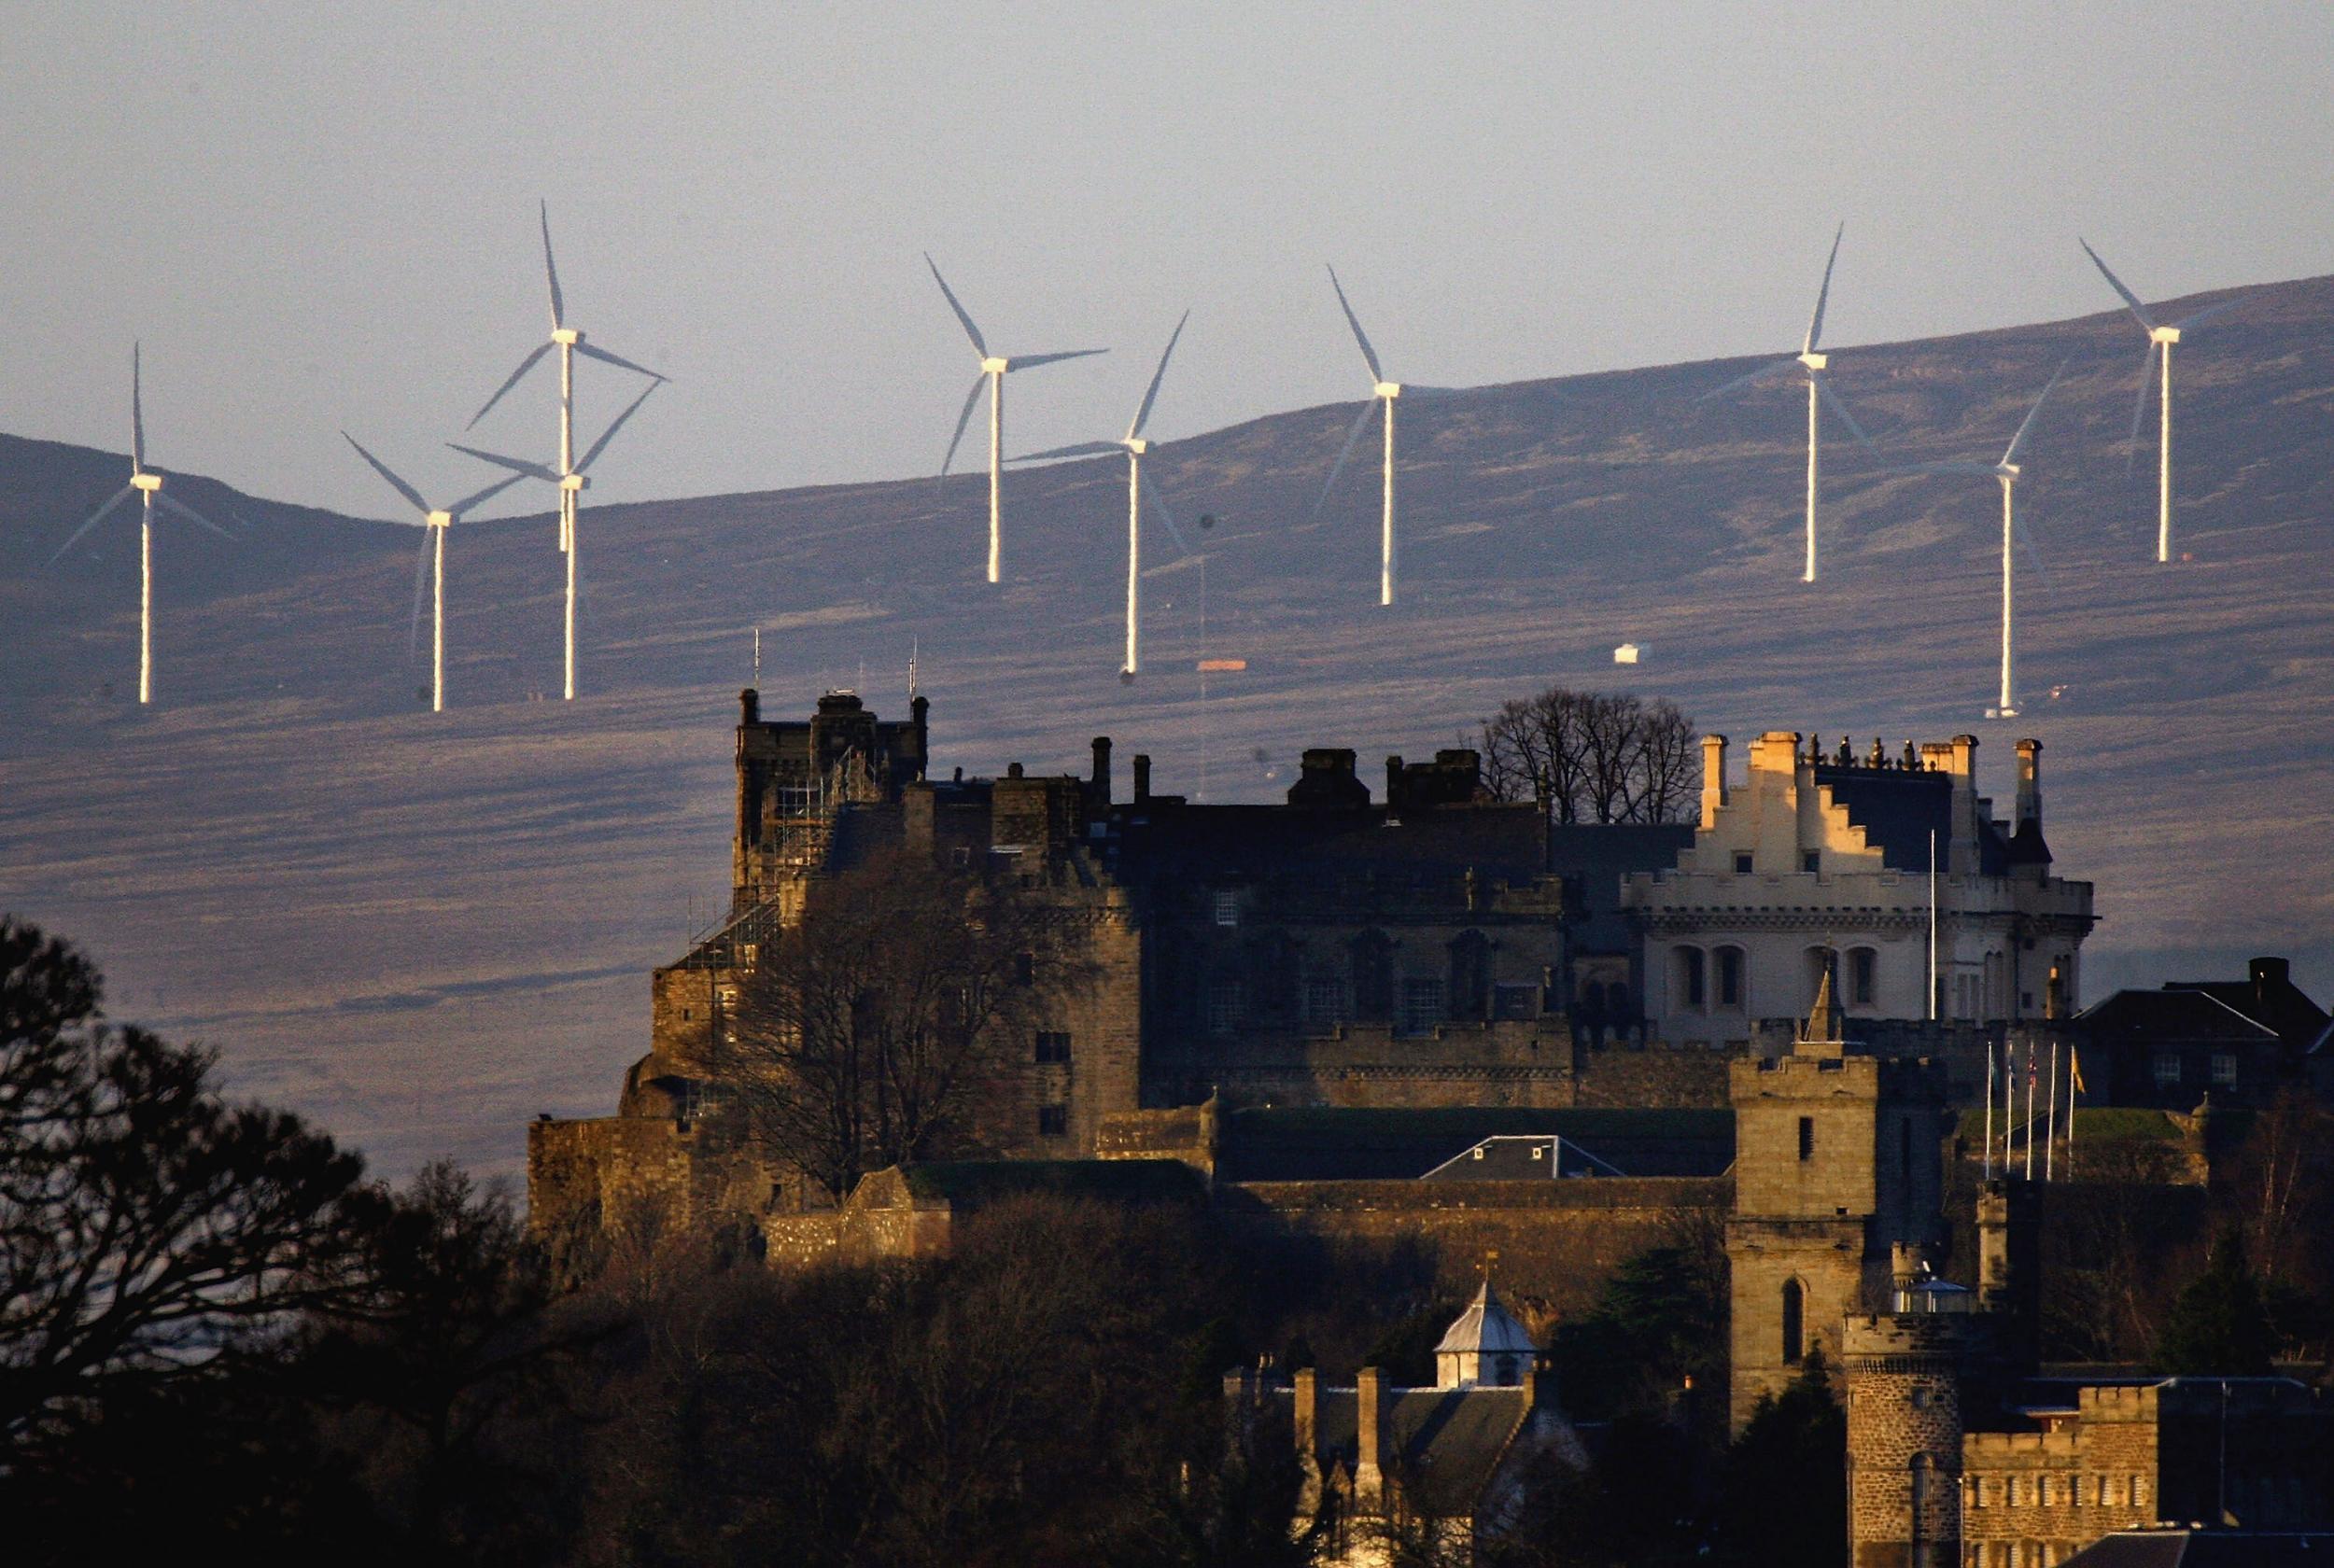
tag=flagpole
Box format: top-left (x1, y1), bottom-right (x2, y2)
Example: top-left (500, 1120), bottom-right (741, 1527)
top-left (2046, 1040), bottom-right (2060, 1182)
top-left (1983, 1040), bottom-right (1995, 1181)
top-left (2023, 1042), bottom-right (2035, 1181)
top-left (1927, 830), bottom-right (1938, 1021)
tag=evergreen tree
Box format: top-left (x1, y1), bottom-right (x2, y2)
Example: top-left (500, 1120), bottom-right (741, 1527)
top-left (1711, 1351), bottom-right (1846, 1568)
top-left (2153, 1226), bottom-right (2279, 1376)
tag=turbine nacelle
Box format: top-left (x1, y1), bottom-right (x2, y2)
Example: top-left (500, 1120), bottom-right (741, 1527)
top-left (981, 356), bottom-right (1010, 375)
top-left (1124, 437), bottom-right (1149, 455)
top-left (553, 327), bottom-right (583, 346)
top-left (2150, 325), bottom-right (2181, 346)
top-left (425, 510), bottom-right (454, 528)
top-left (561, 473), bottom-right (588, 492)
top-left (1375, 381), bottom-right (1402, 399)
top-left (1798, 351), bottom-right (1829, 371)
top-left (131, 472), bottom-right (163, 493)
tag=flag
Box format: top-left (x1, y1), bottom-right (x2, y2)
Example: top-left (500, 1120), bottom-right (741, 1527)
top-left (2069, 1047), bottom-right (2085, 1096)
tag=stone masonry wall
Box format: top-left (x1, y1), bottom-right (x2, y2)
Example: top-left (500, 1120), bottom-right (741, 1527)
top-left (1961, 1385), bottom-right (2158, 1561)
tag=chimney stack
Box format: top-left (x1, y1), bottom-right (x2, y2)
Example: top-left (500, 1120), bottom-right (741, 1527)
top-left (1700, 734), bottom-right (1730, 829)
top-left (1355, 1365), bottom-right (1386, 1508)
top-left (1948, 735), bottom-right (1981, 856)
top-left (739, 687), bottom-right (760, 726)
top-left (1132, 753), bottom-right (1152, 802)
top-left (1090, 735), bottom-right (1112, 805)
top-left (1293, 1366), bottom-right (1318, 1461)
top-left (2015, 738), bottom-right (2042, 831)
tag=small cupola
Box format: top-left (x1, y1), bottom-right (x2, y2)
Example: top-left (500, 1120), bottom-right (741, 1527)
top-left (1433, 1281), bottom-right (1538, 1389)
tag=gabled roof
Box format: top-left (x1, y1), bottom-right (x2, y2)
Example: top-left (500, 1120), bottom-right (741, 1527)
top-left (1420, 1135), bottom-right (1626, 1181)
top-left (1434, 1282), bottom-right (1538, 1360)
top-left (2060, 1532), bottom-right (2334, 1567)
top-left (2163, 976), bottom-right (2331, 1053)
top-left (2075, 987), bottom-right (2282, 1045)
top-left (1303, 1385), bottom-right (1536, 1517)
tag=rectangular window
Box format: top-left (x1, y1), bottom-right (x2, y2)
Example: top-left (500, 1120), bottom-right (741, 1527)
top-left (1734, 852), bottom-right (1755, 875)
top-left (1213, 890), bottom-right (1240, 928)
top-left (1305, 976), bottom-right (1349, 1028)
top-left (1803, 850), bottom-right (1821, 874)
top-left (1683, 949), bottom-right (1707, 1008)
top-left (1718, 948), bottom-right (1743, 1008)
top-left (1037, 1104), bottom-right (1068, 1137)
top-left (1853, 949), bottom-right (1877, 1006)
top-left (1798, 1115), bottom-right (1816, 1162)
top-left (2211, 1053), bottom-right (2238, 1085)
top-left (1033, 1029), bottom-right (1072, 1064)
top-left (1401, 978), bottom-right (1446, 1034)
top-left (1207, 979), bottom-right (1245, 1034)
top-left (2153, 1051), bottom-right (2182, 1086)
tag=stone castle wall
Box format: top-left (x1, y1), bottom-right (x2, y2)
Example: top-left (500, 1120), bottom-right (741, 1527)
top-left (1961, 1386), bottom-right (2161, 1559)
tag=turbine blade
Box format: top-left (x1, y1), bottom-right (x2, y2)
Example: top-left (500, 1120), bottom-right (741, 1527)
top-left (1815, 372), bottom-right (1877, 452)
top-left (2014, 517), bottom-right (2054, 594)
top-left (2171, 297), bottom-right (2243, 332)
top-left (341, 431), bottom-right (433, 517)
top-left (408, 526), bottom-right (431, 658)
top-left (154, 489), bottom-right (232, 540)
top-left (923, 254), bottom-right (988, 358)
top-left (446, 442), bottom-right (561, 483)
top-left (576, 340), bottom-right (668, 381)
top-left (1326, 264), bottom-right (1385, 384)
top-left (1313, 398), bottom-right (1382, 518)
top-left (1697, 358), bottom-right (1797, 400)
top-left (575, 378), bottom-right (660, 473)
top-left (131, 343), bottom-right (146, 472)
top-left (939, 371), bottom-right (986, 477)
top-left (1010, 440), bottom-right (1125, 463)
top-left (1141, 467), bottom-right (1196, 557)
top-left (2125, 342), bottom-right (2159, 471)
top-left (466, 341), bottom-right (555, 430)
top-left (1127, 309), bottom-right (1190, 441)
top-left (2078, 238), bottom-right (2156, 330)
top-left (541, 200), bottom-right (564, 329)
top-left (447, 471), bottom-right (527, 518)
top-left (1005, 348), bottom-right (1107, 372)
top-left (1805, 221), bottom-right (1844, 354)
top-left (2001, 359), bottom-right (2069, 469)
top-left (1884, 460), bottom-right (1996, 477)
top-left (49, 485), bottom-right (137, 564)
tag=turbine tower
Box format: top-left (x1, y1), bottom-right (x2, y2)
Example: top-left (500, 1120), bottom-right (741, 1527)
top-left (1890, 362), bottom-right (2067, 718)
top-left (1699, 223), bottom-right (1877, 582)
top-left (2078, 239), bottom-right (2243, 565)
top-left (1012, 311), bottom-right (1198, 677)
top-left (49, 344), bottom-right (229, 705)
top-left (1315, 266), bottom-right (1464, 608)
top-left (340, 435), bottom-right (525, 712)
top-left (925, 255), bottom-right (1107, 584)
top-left (467, 202), bottom-right (666, 698)
top-left (450, 380), bottom-right (661, 698)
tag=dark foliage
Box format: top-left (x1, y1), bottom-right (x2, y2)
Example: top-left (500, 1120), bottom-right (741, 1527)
top-left (2153, 1226), bottom-right (2279, 1376)
top-left (1710, 1352), bottom-right (1846, 1568)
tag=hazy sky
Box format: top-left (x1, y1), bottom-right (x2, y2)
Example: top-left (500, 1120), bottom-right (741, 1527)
top-left (6, 3), bottom-right (2330, 521)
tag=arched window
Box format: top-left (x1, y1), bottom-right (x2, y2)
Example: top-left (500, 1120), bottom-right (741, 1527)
top-left (1849, 946), bottom-right (1878, 1008)
top-left (1716, 946), bottom-right (1746, 1010)
top-left (1448, 930), bottom-right (1491, 1021)
top-left (1781, 1278), bottom-right (1806, 1365)
top-left (1677, 947), bottom-right (1708, 1011)
top-left (1349, 930), bottom-right (1395, 1022)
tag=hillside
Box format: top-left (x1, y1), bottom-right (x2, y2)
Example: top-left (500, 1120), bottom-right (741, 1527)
top-left (3, 277), bottom-right (2329, 1179)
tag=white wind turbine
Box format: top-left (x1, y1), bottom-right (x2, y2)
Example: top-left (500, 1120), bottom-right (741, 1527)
top-left (340, 435), bottom-right (526, 712)
top-left (1315, 265), bottom-right (1464, 608)
top-left (467, 202), bottom-right (666, 698)
top-left (49, 343), bottom-right (231, 705)
top-left (1699, 223), bottom-right (1877, 582)
top-left (1889, 362), bottom-right (2068, 719)
top-left (2078, 239), bottom-right (2244, 565)
top-left (1012, 311), bottom-right (1198, 678)
top-left (449, 379), bottom-right (662, 697)
top-left (926, 254), bottom-right (1107, 584)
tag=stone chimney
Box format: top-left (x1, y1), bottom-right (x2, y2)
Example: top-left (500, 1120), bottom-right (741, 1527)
top-left (1385, 754), bottom-right (1404, 805)
top-left (1948, 734), bottom-right (1981, 860)
top-left (1700, 734), bottom-right (1729, 829)
top-left (1525, 1360), bottom-right (1561, 1413)
top-left (2015, 738), bottom-right (2042, 831)
top-left (1293, 1367), bottom-right (1322, 1514)
top-left (739, 687), bottom-right (760, 726)
top-left (1090, 735), bottom-right (1112, 805)
top-left (1354, 1365), bottom-right (1386, 1508)
top-left (910, 693), bottom-right (930, 779)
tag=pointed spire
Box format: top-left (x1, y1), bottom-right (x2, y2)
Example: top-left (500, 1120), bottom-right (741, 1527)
top-left (1800, 961), bottom-right (1845, 1053)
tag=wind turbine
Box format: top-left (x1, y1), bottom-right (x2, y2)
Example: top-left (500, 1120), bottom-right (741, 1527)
top-left (926, 254), bottom-right (1107, 584)
top-left (1889, 362), bottom-right (2068, 718)
top-left (466, 201), bottom-right (666, 697)
top-left (1315, 265), bottom-right (1465, 608)
top-left (1699, 223), bottom-right (1877, 582)
top-left (49, 344), bottom-right (230, 705)
top-left (1012, 311), bottom-right (1196, 678)
top-left (449, 379), bottom-right (661, 699)
top-left (2078, 239), bottom-right (2243, 565)
top-left (339, 436), bottom-right (526, 712)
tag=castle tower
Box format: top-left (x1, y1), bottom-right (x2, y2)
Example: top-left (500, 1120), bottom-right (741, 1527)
top-left (1842, 1308), bottom-right (1980, 1568)
top-left (1725, 993), bottom-right (1949, 1430)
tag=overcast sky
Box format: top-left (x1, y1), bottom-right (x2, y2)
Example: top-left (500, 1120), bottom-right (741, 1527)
top-left (5, 3), bottom-right (2330, 521)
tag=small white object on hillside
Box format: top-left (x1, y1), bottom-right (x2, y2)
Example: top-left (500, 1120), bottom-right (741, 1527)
top-left (1613, 643), bottom-right (1643, 665)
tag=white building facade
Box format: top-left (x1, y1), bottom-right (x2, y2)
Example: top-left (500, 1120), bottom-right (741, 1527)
top-left (1621, 731), bottom-right (2094, 1046)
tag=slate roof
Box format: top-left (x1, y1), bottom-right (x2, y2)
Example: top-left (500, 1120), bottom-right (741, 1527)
top-left (2162, 973), bottom-right (2330, 1054)
top-left (1302, 1385), bottom-right (1535, 1517)
top-left (1434, 1282), bottom-right (1538, 1359)
top-left (1419, 1135), bottom-right (1627, 1181)
top-left (1545, 823), bottom-right (1695, 953)
top-left (2060, 1532), bottom-right (2334, 1567)
top-left (1807, 763), bottom-right (1957, 872)
top-left (1219, 1107), bottom-right (1734, 1182)
top-left (1112, 800), bottom-right (1550, 884)
top-left (2074, 988), bottom-right (2282, 1045)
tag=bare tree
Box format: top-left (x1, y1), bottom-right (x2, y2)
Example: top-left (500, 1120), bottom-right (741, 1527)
top-left (1480, 687), bottom-right (1697, 826)
top-left (724, 849), bottom-right (1087, 1202)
